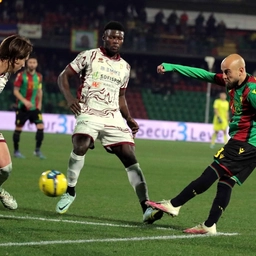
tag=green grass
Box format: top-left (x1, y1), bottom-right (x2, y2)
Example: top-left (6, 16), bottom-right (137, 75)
top-left (0, 131), bottom-right (256, 255)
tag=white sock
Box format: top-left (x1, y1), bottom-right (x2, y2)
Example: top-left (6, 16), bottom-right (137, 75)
top-left (126, 163), bottom-right (149, 202)
top-left (67, 151), bottom-right (85, 187)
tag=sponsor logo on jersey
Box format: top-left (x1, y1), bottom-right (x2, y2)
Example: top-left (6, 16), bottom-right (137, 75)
top-left (92, 81), bottom-right (100, 88)
top-left (239, 147), bottom-right (245, 154)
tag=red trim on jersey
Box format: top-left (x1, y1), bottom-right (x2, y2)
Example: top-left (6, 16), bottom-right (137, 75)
top-left (68, 64), bottom-right (78, 74)
top-left (214, 73), bottom-right (226, 86)
top-left (232, 85), bottom-right (252, 141)
top-left (104, 142), bottom-right (135, 148)
top-left (0, 139), bottom-right (6, 142)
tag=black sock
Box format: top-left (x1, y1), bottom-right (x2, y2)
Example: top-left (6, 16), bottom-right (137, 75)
top-left (67, 186), bottom-right (75, 196)
top-left (140, 200), bottom-right (148, 213)
top-left (35, 129), bottom-right (44, 150)
top-left (13, 130), bottom-right (22, 151)
top-left (171, 163), bottom-right (222, 207)
top-left (204, 179), bottom-right (235, 227)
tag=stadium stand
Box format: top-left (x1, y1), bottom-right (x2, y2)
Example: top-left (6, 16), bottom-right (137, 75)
top-left (1, 0), bottom-right (256, 123)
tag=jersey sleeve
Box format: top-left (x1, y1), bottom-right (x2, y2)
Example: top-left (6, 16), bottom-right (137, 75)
top-left (38, 73), bottom-right (43, 89)
top-left (248, 85), bottom-right (256, 109)
top-left (121, 63), bottom-right (130, 89)
top-left (14, 72), bottom-right (23, 87)
top-left (213, 99), bottom-right (219, 109)
top-left (69, 50), bottom-right (90, 74)
top-left (162, 63), bottom-right (225, 86)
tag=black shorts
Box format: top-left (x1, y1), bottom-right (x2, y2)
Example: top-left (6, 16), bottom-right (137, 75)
top-left (15, 108), bottom-right (43, 127)
top-left (214, 139), bottom-right (256, 185)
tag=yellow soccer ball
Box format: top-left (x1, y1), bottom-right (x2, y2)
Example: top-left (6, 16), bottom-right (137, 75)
top-left (39, 170), bottom-right (67, 197)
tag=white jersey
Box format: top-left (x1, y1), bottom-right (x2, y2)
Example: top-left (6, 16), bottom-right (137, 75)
top-left (0, 72), bottom-right (10, 94)
top-left (69, 47), bottom-right (130, 123)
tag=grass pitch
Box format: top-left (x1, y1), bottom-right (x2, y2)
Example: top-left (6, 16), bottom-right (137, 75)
top-left (0, 131), bottom-right (256, 256)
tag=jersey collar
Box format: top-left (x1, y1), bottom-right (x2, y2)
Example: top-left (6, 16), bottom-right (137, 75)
top-left (100, 47), bottom-right (120, 60)
top-left (235, 74), bottom-right (249, 90)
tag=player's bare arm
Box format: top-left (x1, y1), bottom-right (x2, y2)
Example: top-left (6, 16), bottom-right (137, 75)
top-left (119, 89), bottom-right (139, 137)
top-left (58, 65), bottom-right (81, 115)
top-left (157, 64), bottom-right (166, 74)
top-left (13, 87), bottom-right (33, 109)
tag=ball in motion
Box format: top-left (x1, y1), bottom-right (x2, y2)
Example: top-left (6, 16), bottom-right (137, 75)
top-left (39, 170), bottom-right (67, 197)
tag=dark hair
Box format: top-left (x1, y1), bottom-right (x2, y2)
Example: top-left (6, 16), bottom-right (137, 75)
top-left (104, 21), bottom-right (125, 32)
top-left (28, 52), bottom-right (37, 60)
top-left (0, 35), bottom-right (33, 66)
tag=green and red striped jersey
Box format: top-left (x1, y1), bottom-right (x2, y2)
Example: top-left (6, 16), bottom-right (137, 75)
top-left (14, 71), bottom-right (42, 110)
top-left (162, 63), bottom-right (256, 146)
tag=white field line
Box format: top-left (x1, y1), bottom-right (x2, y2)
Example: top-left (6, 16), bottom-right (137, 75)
top-left (0, 233), bottom-right (238, 247)
top-left (0, 214), bottom-right (239, 247)
top-left (0, 214), bottom-right (172, 230)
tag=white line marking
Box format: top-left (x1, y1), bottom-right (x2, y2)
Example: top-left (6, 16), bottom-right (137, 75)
top-left (0, 214), bottom-right (172, 230)
top-left (0, 233), bottom-right (239, 247)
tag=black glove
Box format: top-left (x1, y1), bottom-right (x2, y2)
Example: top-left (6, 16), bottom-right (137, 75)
top-left (217, 116), bottom-right (222, 123)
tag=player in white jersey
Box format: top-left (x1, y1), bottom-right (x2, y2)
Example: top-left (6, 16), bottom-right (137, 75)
top-left (56, 21), bottom-right (163, 224)
top-left (0, 35), bottom-right (33, 209)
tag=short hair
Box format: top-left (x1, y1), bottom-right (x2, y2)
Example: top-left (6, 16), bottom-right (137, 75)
top-left (28, 52), bottom-right (37, 60)
top-left (104, 21), bottom-right (125, 32)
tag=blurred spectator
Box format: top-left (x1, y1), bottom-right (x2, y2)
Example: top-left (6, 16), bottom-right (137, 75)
top-left (154, 9), bottom-right (165, 31)
top-left (206, 13), bottom-right (216, 37)
top-left (216, 20), bottom-right (226, 46)
top-left (167, 10), bottom-right (178, 34)
top-left (179, 11), bottom-right (188, 35)
top-left (195, 12), bottom-right (205, 38)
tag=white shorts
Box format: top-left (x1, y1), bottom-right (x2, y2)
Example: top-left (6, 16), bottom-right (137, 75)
top-left (73, 115), bottom-right (135, 148)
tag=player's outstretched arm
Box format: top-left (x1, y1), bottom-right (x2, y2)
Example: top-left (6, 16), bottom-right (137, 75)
top-left (158, 62), bottom-right (217, 84)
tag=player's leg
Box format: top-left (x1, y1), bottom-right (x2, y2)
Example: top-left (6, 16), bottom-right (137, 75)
top-left (222, 129), bottom-right (228, 144)
top-left (30, 109), bottom-right (45, 159)
top-left (13, 109), bottom-right (25, 158)
top-left (0, 133), bottom-right (17, 209)
top-left (110, 143), bottom-right (163, 224)
top-left (56, 118), bottom-right (99, 214)
top-left (34, 123), bottom-right (45, 159)
top-left (56, 134), bottom-right (92, 214)
top-left (184, 140), bottom-right (256, 234)
top-left (146, 161), bottom-right (223, 218)
top-left (210, 130), bottom-right (218, 148)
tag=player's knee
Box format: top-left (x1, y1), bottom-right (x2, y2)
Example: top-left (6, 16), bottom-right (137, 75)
top-left (0, 163), bottom-right (12, 178)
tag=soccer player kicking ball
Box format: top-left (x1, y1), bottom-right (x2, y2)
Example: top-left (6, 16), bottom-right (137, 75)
top-left (147, 53), bottom-right (256, 234)
top-left (0, 35), bottom-right (33, 209)
top-left (56, 21), bottom-right (163, 224)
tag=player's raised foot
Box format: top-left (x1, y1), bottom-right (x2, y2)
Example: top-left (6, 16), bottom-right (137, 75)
top-left (143, 207), bottom-right (164, 224)
top-left (146, 200), bottom-right (181, 217)
top-left (0, 188), bottom-right (18, 210)
top-left (183, 223), bottom-right (217, 235)
top-left (34, 150), bottom-right (46, 159)
top-left (14, 150), bottom-right (25, 159)
top-left (56, 192), bottom-right (76, 214)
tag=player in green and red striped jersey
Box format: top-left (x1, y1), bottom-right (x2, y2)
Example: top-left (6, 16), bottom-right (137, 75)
top-left (13, 54), bottom-right (46, 159)
top-left (146, 54), bottom-right (256, 234)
